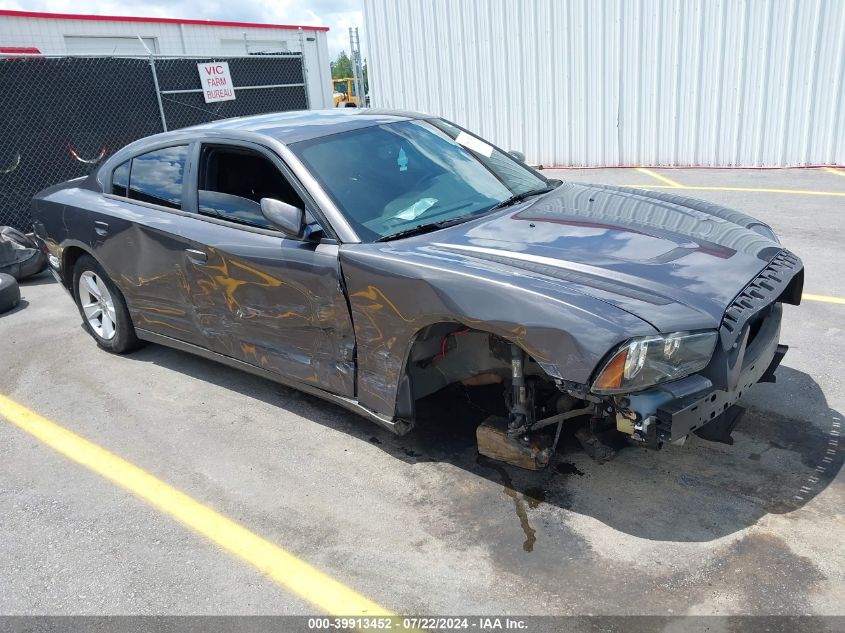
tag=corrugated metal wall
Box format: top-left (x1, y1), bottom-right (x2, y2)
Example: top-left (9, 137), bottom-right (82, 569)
top-left (363, 0), bottom-right (845, 167)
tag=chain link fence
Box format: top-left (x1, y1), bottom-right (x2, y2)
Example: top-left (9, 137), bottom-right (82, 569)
top-left (0, 54), bottom-right (308, 231)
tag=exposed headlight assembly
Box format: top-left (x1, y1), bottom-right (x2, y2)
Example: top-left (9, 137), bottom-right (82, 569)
top-left (592, 331), bottom-right (718, 394)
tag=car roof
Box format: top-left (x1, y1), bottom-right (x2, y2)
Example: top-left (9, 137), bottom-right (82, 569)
top-left (94, 108), bottom-right (435, 189)
top-left (181, 108), bottom-right (431, 144)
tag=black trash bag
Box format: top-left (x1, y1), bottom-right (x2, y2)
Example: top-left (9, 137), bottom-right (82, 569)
top-left (0, 226), bottom-right (47, 281)
top-left (0, 226), bottom-right (38, 250)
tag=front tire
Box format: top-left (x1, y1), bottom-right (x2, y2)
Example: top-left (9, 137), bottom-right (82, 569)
top-left (72, 255), bottom-right (140, 354)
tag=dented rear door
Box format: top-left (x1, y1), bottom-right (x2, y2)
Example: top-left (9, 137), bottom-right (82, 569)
top-left (99, 197), bottom-right (206, 346)
top-left (94, 145), bottom-right (209, 347)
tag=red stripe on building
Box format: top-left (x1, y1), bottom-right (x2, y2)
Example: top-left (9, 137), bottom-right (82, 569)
top-left (0, 9), bottom-right (329, 32)
top-left (0, 46), bottom-right (42, 53)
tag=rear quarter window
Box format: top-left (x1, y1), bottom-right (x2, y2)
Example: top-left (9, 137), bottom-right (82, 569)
top-left (111, 161), bottom-right (129, 197)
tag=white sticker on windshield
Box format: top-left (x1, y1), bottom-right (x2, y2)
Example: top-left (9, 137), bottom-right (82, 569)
top-left (397, 147), bottom-right (408, 171)
top-left (455, 131), bottom-right (494, 158)
top-left (394, 197), bottom-right (437, 221)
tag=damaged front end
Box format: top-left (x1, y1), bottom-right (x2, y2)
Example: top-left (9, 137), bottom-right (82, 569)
top-left (476, 342), bottom-right (596, 470)
top-left (593, 250), bottom-right (804, 451)
top-left (478, 250), bottom-right (803, 469)
top-left (383, 240), bottom-right (803, 471)
top-left (404, 325), bottom-right (599, 470)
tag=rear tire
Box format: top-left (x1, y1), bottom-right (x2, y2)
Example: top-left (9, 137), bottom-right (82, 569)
top-left (72, 255), bottom-right (140, 354)
top-left (0, 272), bottom-right (20, 314)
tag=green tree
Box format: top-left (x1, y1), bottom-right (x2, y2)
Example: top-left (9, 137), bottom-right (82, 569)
top-left (331, 51), bottom-right (368, 97)
top-left (330, 51), bottom-right (353, 79)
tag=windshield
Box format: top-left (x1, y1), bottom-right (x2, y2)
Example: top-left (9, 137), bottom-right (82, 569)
top-left (290, 119), bottom-right (547, 242)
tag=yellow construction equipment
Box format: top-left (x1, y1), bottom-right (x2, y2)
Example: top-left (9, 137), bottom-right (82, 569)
top-left (332, 78), bottom-right (359, 107)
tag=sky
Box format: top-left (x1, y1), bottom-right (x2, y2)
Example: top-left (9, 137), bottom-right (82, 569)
top-left (0, 0), bottom-right (365, 59)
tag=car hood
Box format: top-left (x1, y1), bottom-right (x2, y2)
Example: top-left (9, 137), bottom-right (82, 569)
top-left (411, 182), bottom-right (784, 332)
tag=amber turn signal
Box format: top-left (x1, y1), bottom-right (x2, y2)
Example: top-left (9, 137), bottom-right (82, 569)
top-left (593, 348), bottom-right (627, 391)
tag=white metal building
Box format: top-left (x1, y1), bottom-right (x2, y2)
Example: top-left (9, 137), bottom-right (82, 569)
top-left (364, 0), bottom-right (845, 167)
top-left (0, 9), bottom-right (335, 109)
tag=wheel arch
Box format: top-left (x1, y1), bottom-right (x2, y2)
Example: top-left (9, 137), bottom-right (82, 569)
top-left (393, 319), bottom-right (559, 426)
top-left (59, 241), bottom-right (98, 291)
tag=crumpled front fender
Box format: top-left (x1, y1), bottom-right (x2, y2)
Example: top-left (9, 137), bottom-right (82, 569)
top-left (339, 243), bottom-right (656, 419)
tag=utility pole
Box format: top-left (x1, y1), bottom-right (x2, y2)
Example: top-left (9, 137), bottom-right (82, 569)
top-left (348, 27), bottom-right (366, 107)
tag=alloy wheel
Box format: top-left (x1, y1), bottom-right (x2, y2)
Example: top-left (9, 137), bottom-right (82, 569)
top-left (77, 270), bottom-right (117, 340)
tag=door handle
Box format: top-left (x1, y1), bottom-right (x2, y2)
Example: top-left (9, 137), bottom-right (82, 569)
top-left (94, 220), bottom-right (109, 236)
top-left (185, 248), bottom-right (208, 264)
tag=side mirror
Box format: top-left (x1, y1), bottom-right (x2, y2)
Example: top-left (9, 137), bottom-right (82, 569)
top-left (508, 150), bottom-right (526, 163)
top-left (260, 198), bottom-right (305, 238)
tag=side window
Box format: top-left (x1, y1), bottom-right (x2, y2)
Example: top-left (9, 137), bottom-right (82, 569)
top-left (197, 145), bottom-right (306, 230)
top-left (128, 146), bottom-right (188, 209)
top-left (111, 161), bottom-right (130, 197)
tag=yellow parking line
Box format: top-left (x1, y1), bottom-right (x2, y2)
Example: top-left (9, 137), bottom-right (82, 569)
top-left (824, 167), bottom-right (845, 178)
top-left (0, 394), bottom-right (390, 617)
top-left (624, 184), bottom-right (845, 197)
top-left (635, 167), bottom-right (684, 188)
top-left (803, 293), bottom-right (845, 305)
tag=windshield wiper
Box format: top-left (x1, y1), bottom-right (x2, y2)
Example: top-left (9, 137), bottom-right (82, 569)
top-left (375, 222), bottom-right (443, 242)
top-left (487, 184), bottom-right (557, 213)
top-left (375, 213), bottom-right (483, 242)
top-left (375, 184), bottom-right (558, 242)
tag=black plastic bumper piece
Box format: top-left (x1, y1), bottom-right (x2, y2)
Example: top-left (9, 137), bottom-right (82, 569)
top-left (759, 344), bottom-right (788, 384)
top-left (694, 405), bottom-right (745, 445)
top-left (656, 304), bottom-right (785, 442)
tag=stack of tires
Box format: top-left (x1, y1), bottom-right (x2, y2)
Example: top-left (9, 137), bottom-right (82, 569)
top-left (0, 226), bottom-right (47, 314)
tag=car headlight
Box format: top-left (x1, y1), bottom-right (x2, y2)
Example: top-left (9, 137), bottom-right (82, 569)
top-left (592, 331), bottom-right (718, 394)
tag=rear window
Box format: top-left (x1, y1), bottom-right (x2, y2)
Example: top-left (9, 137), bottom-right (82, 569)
top-left (128, 146), bottom-right (188, 209)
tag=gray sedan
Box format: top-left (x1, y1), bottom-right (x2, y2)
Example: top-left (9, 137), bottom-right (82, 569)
top-left (31, 110), bottom-right (803, 469)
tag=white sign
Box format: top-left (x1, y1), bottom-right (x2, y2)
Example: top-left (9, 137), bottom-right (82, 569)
top-left (455, 131), bottom-right (493, 158)
top-left (197, 62), bottom-right (236, 103)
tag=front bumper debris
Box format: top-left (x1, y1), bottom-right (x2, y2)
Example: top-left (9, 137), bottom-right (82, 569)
top-left (619, 246), bottom-right (804, 448)
top-left (626, 302), bottom-right (786, 447)
top-left (656, 340), bottom-right (786, 443)
top-left (477, 416), bottom-right (552, 470)
top-left (693, 405), bottom-right (745, 445)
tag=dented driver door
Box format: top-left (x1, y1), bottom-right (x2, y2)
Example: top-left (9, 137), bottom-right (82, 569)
top-left (177, 141), bottom-right (357, 398)
top-left (180, 225), bottom-right (357, 397)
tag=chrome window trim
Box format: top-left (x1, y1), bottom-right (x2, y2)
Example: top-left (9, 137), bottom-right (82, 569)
top-left (101, 192), bottom-right (337, 243)
top-left (97, 129), bottom-right (362, 243)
